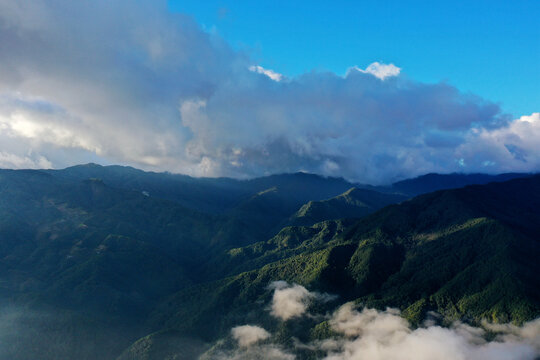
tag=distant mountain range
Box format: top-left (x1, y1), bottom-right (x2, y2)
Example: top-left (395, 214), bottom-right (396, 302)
top-left (0, 164), bottom-right (537, 359)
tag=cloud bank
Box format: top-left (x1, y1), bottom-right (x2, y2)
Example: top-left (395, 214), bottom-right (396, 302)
top-left (0, 0), bottom-right (538, 183)
top-left (206, 283), bottom-right (540, 360)
top-left (269, 281), bottom-right (315, 320)
top-left (231, 325), bottom-right (271, 347)
top-left (323, 304), bottom-right (540, 360)
top-left (269, 281), bottom-right (336, 321)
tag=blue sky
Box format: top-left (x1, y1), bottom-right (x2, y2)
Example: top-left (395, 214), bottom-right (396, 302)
top-left (169, 0), bottom-right (539, 118)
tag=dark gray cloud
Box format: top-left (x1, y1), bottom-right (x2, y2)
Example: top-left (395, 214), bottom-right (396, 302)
top-left (0, 0), bottom-right (538, 183)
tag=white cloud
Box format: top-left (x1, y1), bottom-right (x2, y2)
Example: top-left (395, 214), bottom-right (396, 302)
top-left (0, 0), bottom-right (238, 172)
top-left (231, 325), bottom-right (271, 347)
top-left (269, 281), bottom-right (314, 321)
top-left (482, 318), bottom-right (540, 350)
top-left (456, 112), bottom-right (540, 173)
top-left (0, 151), bottom-right (51, 169)
top-left (0, 95), bottom-right (101, 154)
top-left (351, 62), bottom-right (401, 80)
top-left (322, 304), bottom-right (540, 360)
top-left (329, 303), bottom-right (407, 338)
top-left (208, 285), bottom-right (540, 360)
top-left (249, 65), bottom-right (284, 82)
top-left (268, 281), bottom-right (335, 321)
top-left (0, 0), bottom-right (537, 183)
top-left (178, 69), bottom-right (516, 183)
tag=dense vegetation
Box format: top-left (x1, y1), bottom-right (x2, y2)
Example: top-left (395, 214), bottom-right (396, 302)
top-left (0, 164), bottom-right (537, 359)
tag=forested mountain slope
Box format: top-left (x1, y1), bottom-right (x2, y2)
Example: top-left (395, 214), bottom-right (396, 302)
top-left (142, 175), bottom-right (540, 357)
top-left (0, 166), bottom-right (537, 359)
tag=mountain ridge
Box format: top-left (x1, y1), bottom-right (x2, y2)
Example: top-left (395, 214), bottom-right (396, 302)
top-left (147, 175), bottom-right (540, 345)
top-left (0, 164), bottom-right (538, 359)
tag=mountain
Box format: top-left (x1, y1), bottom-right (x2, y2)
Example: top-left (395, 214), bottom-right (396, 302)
top-left (389, 172), bottom-right (532, 196)
top-left (46, 163), bottom-right (249, 214)
top-left (140, 175), bottom-right (540, 359)
top-left (0, 165), bottom-right (408, 359)
top-left (215, 174), bottom-right (368, 251)
top-left (45, 164), bottom-right (533, 216)
top-left (0, 169), bottom-right (225, 359)
top-left (46, 164), bottom-right (355, 215)
top-left (44, 164), bottom-right (403, 249)
top-left (289, 187), bottom-right (407, 226)
top-left (0, 165), bottom-right (538, 359)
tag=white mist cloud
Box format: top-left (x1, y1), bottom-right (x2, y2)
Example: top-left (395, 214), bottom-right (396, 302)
top-left (249, 65), bottom-right (284, 82)
top-left (329, 303), bottom-right (407, 338)
top-left (456, 112), bottom-right (540, 173)
top-left (207, 285), bottom-right (540, 360)
top-left (268, 281), bottom-right (335, 321)
top-left (0, 151), bottom-right (51, 169)
top-left (269, 281), bottom-right (314, 321)
top-left (207, 344), bottom-right (295, 360)
top-left (231, 325), bottom-right (271, 347)
top-left (0, 0), bottom-right (538, 182)
top-left (482, 318), bottom-right (540, 350)
top-left (351, 62), bottom-right (401, 80)
top-left (322, 303), bottom-right (540, 360)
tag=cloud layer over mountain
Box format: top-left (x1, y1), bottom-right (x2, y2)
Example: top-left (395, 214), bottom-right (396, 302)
top-left (0, 0), bottom-right (538, 183)
top-left (208, 282), bottom-right (540, 360)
